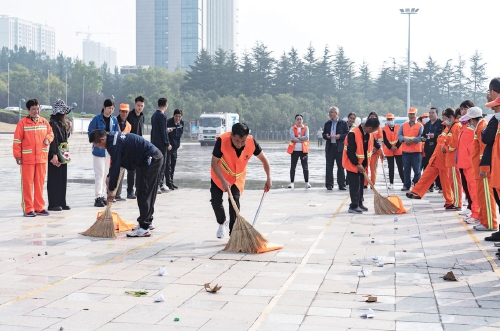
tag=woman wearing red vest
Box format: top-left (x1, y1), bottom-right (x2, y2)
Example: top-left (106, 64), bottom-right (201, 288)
top-left (211, 123), bottom-right (272, 239)
top-left (382, 113), bottom-right (403, 189)
top-left (343, 117), bottom-right (380, 214)
top-left (287, 114), bottom-right (310, 189)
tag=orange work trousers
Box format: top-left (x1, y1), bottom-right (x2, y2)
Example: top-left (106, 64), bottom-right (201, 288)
top-left (20, 163), bottom-right (47, 213)
top-left (448, 166), bottom-right (463, 209)
top-left (462, 167), bottom-right (479, 219)
top-left (412, 163), bottom-right (453, 205)
top-left (475, 177), bottom-right (498, 230)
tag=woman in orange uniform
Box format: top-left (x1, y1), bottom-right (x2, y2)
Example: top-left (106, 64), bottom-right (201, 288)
top-left (366, 111), bottom-right (382, 187)
top-left (382, 113), bottom-right (403, 189)
top-left (406, 108), bottom-right (455, 210)
top-left (443, 108), bottom-right (462, 210)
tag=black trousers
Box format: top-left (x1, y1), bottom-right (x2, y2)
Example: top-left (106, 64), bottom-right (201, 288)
top-left (165, 149), bottom-right (178, 187)
top-left (459, 168), bottom-right (472, 210)
top-left (494, 189), bottom-right (500, 213)
top-left (386, 155), bottom-right (404, 184)
top-left (210, 180), bottom-right (240, 233)
top-left (136, 150), bottom-right (163, 229)
top-left (127, 169), bottom-right (136, 194)
top-left (158, 147), bottom-right (168, 187)
top-left (317, 138), bottom-right (322, 147)
top-left (325, 144), bottom-right (345, 188)
top-left (347, 170), bottom-right (364, 209)
top-left (47, 162), bottom-right (67, 208)
top-left (290, 151), bottom-right (309, 182)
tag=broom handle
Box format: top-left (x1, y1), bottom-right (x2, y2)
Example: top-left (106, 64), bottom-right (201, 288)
top-left (380, 156), bottom-right (391, 197)
top-left (363, 172), bottom-right (377, 193)
top-left (227, 189), bottom-right (241, 217)
top-left (105, 168), bottom-right (125, 207)
top-left (252, 191), bottom-right (267, 226)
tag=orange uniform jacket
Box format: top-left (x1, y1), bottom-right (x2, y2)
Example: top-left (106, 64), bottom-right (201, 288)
top-left (342, 126), bottom-right (374, 173)
top-left (382, 125), bottom-right (402, 157)
top-left (13, 117), bottom-right (54, 164)
top-left (490, 123), bottom-right (500, 189)
top-left (401, 122), bottom-right (423, 153)
top-left (211, 132), bottom-right (255, 194)
top-left (443, 120), bottom-right (460, 168)
top-left (457, 122), bottom-right (475, 169)
top-left (287, 126), bottom-right (309, 154)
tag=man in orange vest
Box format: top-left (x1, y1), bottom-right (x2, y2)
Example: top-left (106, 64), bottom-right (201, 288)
top-left (13, 98), bottom-right (54, 217)
top-left (398, 107), bottom-right (423, 191)
top-left (382, 113), bottom-right (403, 189)
top-left (211, 123), bottom-right (272, 238)
top-left (343, 117), bottom-right (380, 214)
top-left (481, 77), bottom-right (500, 241)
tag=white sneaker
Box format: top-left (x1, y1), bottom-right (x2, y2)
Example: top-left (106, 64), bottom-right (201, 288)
top-left (388, 184), bottom-right (394, 190)
top-left (217, 221), bottom-right (228, 239)
top-left (465, 217), bottom-right (478, 225)
top-left (287, 182), bottom-right (294, 189)
top-left (160, 185), bottom-right (170, 192)
top-left (459, 209), bottom-right (471, 216)
top-left (133, 223), bottom-right (155, 231)
top-left (474, 224), bottom-right (495, 231)
top-left (305, 182), bottom-right (311, 189)
top-left (126, 227), bottom-right (152, 237)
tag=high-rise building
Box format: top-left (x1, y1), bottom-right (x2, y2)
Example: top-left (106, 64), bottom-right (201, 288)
top-left (136, 0), bottom-right (237, 71)
top-left (0, 15), bottom-right (56, 58)
top-left (83, 39), bottom-right (117, 72)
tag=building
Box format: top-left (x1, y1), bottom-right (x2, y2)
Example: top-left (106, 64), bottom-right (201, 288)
top-left (120, 65), bottom-right (150, 75)
top-left (136, 0), bottom-right (237, 72)
top-left (83, 39), bottom-right (117, 71)
top-left (0, 15), bottom-right (56, 58)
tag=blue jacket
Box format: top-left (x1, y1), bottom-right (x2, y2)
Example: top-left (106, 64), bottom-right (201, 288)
top-left (106, 132), bottom-right (158, 191)
top-left (167, 117), bottom-right (184, 150)
top-left (88, 113), bottom-right (119, 157)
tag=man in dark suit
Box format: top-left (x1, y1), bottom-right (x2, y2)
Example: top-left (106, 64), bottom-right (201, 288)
top-left (323, 106), bottom-right (349, 190)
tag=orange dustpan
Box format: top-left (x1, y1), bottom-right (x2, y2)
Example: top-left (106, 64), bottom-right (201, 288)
top-left (381, 157), bottom-right (407, 214)
top-left (97, 211), bottom-right (136, 232)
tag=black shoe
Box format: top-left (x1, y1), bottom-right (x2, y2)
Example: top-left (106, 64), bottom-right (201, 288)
top-left (428, 188), bottom-right (434, 193)
top-left (167, 185), bottom-right (175, 190)
top-left (94, 198), bottom-right (106, 207)
top-left (48, 206), bottom-right (62, 211)
top-left (401, 187), bottom-right (410, 191)
top-left (35, 209), bottom-right (49, 216)
top-left (171, 183), bottom-right (178, 189)
top-left (115, 196), bottom-right (126, 201)
top-left (485, 232), bottom-right (500, 242)
top-left (339, 187), bottom-right (347, 191)
top-left (363, 185), bottom-right (368, 189)
top-left (326, 186), bottom-right (333, 190)
top-left (406, 192), bottom-right (421, 199)
top-left (127, 193), bottom-right (136, 199)
top-left (62, 205), bottom-right (71, 210)
top-left (24, 211), bottom-right (36, 217)
top-left (348, 207), bottom-right (363, 214)
top-left (445, 205), bottom-right (459, 210)
top-left (358, 204), bottom-right (368, 212)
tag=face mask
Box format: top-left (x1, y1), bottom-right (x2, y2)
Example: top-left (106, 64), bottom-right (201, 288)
top-left (422, 118), bottom-right (429, 124)
top-left (445, 120), bottom-right (452, 126)
top-left (495, 113), bottom-right (500, 120)
top-left (387, 121), bottom-right (394, 126)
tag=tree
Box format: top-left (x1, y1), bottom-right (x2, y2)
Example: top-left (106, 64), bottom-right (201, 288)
top-left (332, 47), bottom-right (354, 100)
top-left (273, 52), bottom-right (292, 95)
top-left (468, 50), bottom-right (487, 104)
top-left (313, 46), bottom-right (334, 99)
top-left (252, 42), bottom-right (275, 96)
top-left (302, 43), bottom-right (317, 95)
top-left (288, 47), bottom-right (304, 96)
top-left (184, 49), bottom-right (215, 92)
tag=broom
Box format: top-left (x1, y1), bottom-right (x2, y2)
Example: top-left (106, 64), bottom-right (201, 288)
top-left (363, 172), bottom-right (399, 214)
top-left (223, 190), bottom-right (268, 253)
top-left (80, 168), bottom-right (125, 238)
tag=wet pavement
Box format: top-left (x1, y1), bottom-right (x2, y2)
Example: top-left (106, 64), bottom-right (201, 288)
top-left (1, 135), bottom-right (500, 330)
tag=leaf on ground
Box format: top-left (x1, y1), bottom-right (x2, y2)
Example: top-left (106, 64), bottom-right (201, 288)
top-left (125, 291), bottom-right (149, 297)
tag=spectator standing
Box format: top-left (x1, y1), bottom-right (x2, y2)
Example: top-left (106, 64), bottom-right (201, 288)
top-left (150, 98), bottom-right (171, 194)
top-left (125, 96), bottom-right (145, 199)
top-left (287, 114), bottom-right (310, 189)
top-left (398, 107), bottom-right (423, 191)
top-left (382, 113), bottom-right (403, 189)
top-left (316, 128), bottom-right (323, 147)
top-left (323, 106), bottom-right (348, 190)
top-left (47, 100), bottom-right (73, 211)
top-left (166, 109), bottom-right (184, 190)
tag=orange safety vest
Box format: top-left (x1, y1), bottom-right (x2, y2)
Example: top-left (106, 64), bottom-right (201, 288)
top-left (287, 126), bottom-right (309, 154)
top-left (427, 123), bottom-right (448, 170)
top-left (401, 122), bottom-right (423, 153)
top-left (457, 122), bottom-right (475, 169)
top-left (382, 125), bottom-right (402, 157)
top-left (490, 123), bottom-right (500, 189)
top-left (119, 120), bottom-right (132, 133)
top-left (13, 116), bottom-right (54, 164)
top-left (342, 126), bottom-right (374, 173)
top-left (211, 132), bottom-right (255, 194)
top-left (472, 119), bottom-right (489, 180)
top-left (444, 119), bottom-right (460, 168)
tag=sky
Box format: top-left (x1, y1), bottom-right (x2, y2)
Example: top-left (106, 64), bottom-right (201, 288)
top-left (1, 0), bottom-right (498, 78)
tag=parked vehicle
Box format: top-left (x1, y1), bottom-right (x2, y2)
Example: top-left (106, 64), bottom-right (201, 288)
top-left (198, 112), bottom-right (239, 146)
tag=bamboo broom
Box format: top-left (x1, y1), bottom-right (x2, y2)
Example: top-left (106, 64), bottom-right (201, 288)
top-left (80, 168), bottom-right (125, 238)
top-left (363, 172), bottom-right (400, 214)
top-left (223, 190), bottom-right (269, 253)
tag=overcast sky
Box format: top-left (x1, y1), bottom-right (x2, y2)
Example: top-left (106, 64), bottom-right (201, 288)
top-left (2, 0), bottom-right (498, 78)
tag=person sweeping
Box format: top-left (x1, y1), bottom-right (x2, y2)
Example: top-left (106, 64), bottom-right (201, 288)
top-left (211, 123), bottom-right (272, 239)
top-left (89, 129), bottom-right (163, 237)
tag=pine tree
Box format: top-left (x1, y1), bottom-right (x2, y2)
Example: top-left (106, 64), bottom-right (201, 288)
top-left (468, 50), bottom-right (487, 105)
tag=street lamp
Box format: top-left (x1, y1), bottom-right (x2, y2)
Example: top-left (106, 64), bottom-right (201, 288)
top-left (400, 8), bottom-right (419, 113)
top-left (18, 98), bottom-right (25, 122)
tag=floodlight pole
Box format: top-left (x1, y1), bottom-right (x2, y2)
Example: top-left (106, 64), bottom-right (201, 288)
top-left (400, 8), bottom-right (419, 112)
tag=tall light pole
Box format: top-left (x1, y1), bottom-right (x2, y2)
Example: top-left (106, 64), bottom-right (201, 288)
top-left (18, 98), bottom-right (25, 122)
top-left (65, 72), bottom-right (68, 104)
top-left (47, 70), bottom-right (50, 106)
top-left (7, 63), bottom-right (9, 108)
top-left (400, 8), bottom-right (419, 113)
top-left (82, 76), bottom-right (85, 114)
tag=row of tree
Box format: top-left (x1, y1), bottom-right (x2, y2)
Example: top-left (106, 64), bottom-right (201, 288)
top-left (0, 44), bottom-right (491, 139)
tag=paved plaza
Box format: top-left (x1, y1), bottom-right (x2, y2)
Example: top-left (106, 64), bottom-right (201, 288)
top-left (1, 134), bottom-right (500, 330)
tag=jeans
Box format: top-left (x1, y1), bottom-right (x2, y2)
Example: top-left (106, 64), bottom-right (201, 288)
top-left (402, 152), bottom-right (422, 189)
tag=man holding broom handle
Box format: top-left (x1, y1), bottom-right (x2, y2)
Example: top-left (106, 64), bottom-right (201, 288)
top-left (211, 123), bottom-right (272, 239)
top-left (89, 129), bottom-right (163, 237)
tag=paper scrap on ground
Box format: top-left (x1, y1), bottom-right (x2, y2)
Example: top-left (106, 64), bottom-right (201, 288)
top-left (363, 295), bottom-right (377, 302)
top-left (411, 234), bottom-right (420, 238)
top-left (158, 267), bottom-right (167, 276)
top-left (361, 308), bottom-right (375, 318)
top-left (372, 255), bottom-right (379, 261)
top-left (377, 262), bottom-right (384, 267)
top-left (358, 269), bottom-right (372, 277)
top-left (154, 294), bottom-right (165, 302)
top-left (204, 283), bottom-right (222, 293)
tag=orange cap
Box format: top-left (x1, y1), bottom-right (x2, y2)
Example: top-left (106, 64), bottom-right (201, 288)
top-left (408, 107), bottom-right (418, 114)
top-left (422, 113), bottom-right (429, 118)
top-left (120, 103), bottom-right (130, 111)
top-left (386, 113), bottom-right (395, 119)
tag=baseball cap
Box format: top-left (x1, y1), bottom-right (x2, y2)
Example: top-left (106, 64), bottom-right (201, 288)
top-left (460, 107), bottom-right (483, 122)
top-left (485, 96), bottom-right (500, 108)
top-left (408, 107), bottom-right (418, 114)
top-left (422, 113), bottom-right (429, 118)
top-left (386, 113), bottom-right (395, 119)
top-left (119, 103), bottom-right (130, 111)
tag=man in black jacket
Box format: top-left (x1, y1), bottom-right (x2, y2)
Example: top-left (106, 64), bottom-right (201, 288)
top-left (421, 107), bottom-right (443, 192)
top-left (89, 130), bottom-right (163, 237)
top-left (323, 106), bottom-right (349, 190)
top-left (150, 98), bottom-right (171, 194)
top-left (125, 95), bottom-right (145, 199)
top-left (166, 109), bottom-right (184, 190)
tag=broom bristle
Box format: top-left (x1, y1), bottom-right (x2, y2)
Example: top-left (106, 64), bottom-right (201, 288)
top-left (223, 191), bottom-right (269, 253)
top-left (364, 173), bottom-right (400, 215)
top-left (80, 205), bottom-right (116, 238)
